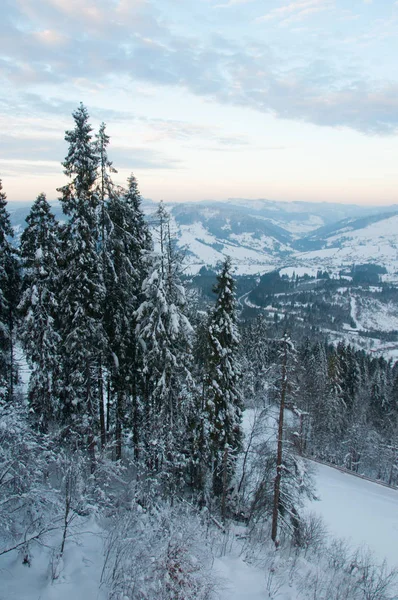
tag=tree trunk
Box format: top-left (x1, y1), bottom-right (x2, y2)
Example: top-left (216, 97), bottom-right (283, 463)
top-left (9, 305), bottom-right (14, 400)
top-left (86, 360), bottom-right (96, 474)
top-left (115, 390), bottom-right (123, 460)
top-left (271, 338), bottom-right (288, 545)
top-left (98, 357), bottom-right (106, 448)
top-left (106, 378), bottom-right (111, 433)
top-left (221, 446), bottom-right (229, 522)
top-left (132, 368), bottom-right (140, 461)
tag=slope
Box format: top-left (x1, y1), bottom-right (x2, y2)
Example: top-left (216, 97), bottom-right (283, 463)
top-left (308, 462), bottom-right (398, 568)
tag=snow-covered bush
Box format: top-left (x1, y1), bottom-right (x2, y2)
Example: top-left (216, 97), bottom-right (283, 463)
top-left (101, 500), bottom-right (218, 599)
top-left (0, 400), bottom-right (58, 563)
top-left (297, 539), bottom-right (398, 599)
top-left (297, 511), bottom-right (329, 556)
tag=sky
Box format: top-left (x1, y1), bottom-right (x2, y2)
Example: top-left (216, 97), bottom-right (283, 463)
top-left (1, 0), bottom-right (398, 205)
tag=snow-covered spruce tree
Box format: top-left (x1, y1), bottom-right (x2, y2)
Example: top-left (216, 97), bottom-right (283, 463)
top-left (188, 308), bottom-right (213, 496)
top-left (19, 193), bottom-right (61, 431)
top-left (135, 202), bottom-right (194, 492)
top-left (93, 121), bottom-right (118, 449)
top-left (57, 104), bottom-right (104, 467)
top-left (95, 122), bottom-right (116, 238)
top-left (105, 173), bottom-right (152, 459)
top-left (204, 257), bottom-right (243, 514)
top-left (322, 345), bottom-right (346, 458)
top-left (337, 343), bottom-right (364, 472)
top-left (303, 342), bottom-right (329, 456)
top-left (0, 179), bottom-right (20, 403)
top-left (241, 315), bottom-right (272, 408)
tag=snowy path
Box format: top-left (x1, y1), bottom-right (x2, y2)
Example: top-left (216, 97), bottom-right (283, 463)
top-left (349, 295), bottom-right (364, 331)
top-left (237, 290), bottom-right (251, 312)
top-left (308, 462), bottom-right (398, 568)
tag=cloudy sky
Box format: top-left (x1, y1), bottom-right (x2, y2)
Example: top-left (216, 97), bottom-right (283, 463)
top-left (1, 0), bottom-right (398, 205)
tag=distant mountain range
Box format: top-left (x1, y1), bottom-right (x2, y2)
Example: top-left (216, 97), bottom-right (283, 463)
top-left (8, 198), bottom-right (398, 277)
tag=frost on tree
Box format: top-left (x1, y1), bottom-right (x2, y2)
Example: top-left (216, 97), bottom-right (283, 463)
top-left (57, 104), bottom-right (105, 466)
top-left (19, 193), bottom-right (61, 431)
top-left (204, 257), bottom-right (243, 509)
top-left (135, 203), bottom-right (194, 490)
top-left (105, 172), bottom-right (152, 459)
top-left (0, 179), bottom-right (20, 403)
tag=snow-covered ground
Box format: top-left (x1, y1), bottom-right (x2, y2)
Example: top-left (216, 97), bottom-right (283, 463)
top-left (216, 461), bottom-right (398, 599)
top-left (308, 462), bottom-right (398, 568)
top-left (294, 214), bottom-right (398, 273)
top-left (2, 456), bottom-right (398, 598)
top-left (0, 518), bottom-right (106, 600)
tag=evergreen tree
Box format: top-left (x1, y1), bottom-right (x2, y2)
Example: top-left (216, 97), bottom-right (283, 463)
top-left (93, 121), bottom-right (118, 449)
top-left (105, 173), bottom-right (151, 459)
top-left (204, 257), bottom-right (243, 511)
top-left (0, 180), bottom-right (20, 402)
top-left (19, 193), bottom-right (61, 431)
top-left (187, 315), bottom-right (209, 496)
top-left (369, 357), bottom-right (390, 433)
top-left (241, 315), bottom-right (271, 407)
top-left (307, 342), bottom-right (329, 455)
top-left (57, 104), bottom-right (104, 466)
top-left (135, 203), bottom-right (193, 490)
top-left (338, 342), bottom-right (361, 415)
top-left (95, 122), bottom-right (116, 229)
top-left (324, 345), bottom-right (346, 454)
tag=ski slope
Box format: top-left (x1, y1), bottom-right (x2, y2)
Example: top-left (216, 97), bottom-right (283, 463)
top-left (308, 462), bottom-right (398, 568)
top-left (217, 461), bottom-right (398, 599)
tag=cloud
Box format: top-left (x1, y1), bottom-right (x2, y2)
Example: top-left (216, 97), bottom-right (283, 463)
top-left (256, 0), bottom-right (334, 24)
top-left (33, 29), bottom-right (67, 45)
top-left (0, 129), bottom-right (181, 171)
top-left (110, 146), bottom-right (181, 170)
top-left (215, 0), bottom-right (257, 8)
top-left (1, 0), bottom-right (398, 135)
top-left (0, 159), bottom-right (61, 178)
top-left (0, 134), bottom-right (65, 161)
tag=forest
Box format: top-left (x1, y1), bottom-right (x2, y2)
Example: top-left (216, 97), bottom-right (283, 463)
top-left (1, 104), bottom-right (398, 599)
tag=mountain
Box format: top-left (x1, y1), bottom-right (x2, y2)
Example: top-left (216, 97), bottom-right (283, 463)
top-left (294, 211), bottom-right (398, 275)
top-left (8, 197), bottom-right (398, 276)
top-left (165, 200), bottom-right (398, 275)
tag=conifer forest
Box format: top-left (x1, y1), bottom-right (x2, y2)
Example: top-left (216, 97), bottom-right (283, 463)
top-left (1, 105), bottom-right (398, 599)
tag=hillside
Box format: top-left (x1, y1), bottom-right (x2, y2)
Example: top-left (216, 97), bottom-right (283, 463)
top-left (9, 198), bottom-right (398, 277)
top-left (295, 212), bottom-right (398, 275)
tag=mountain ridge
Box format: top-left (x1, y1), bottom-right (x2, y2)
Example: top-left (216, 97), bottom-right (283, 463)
top-left (8, 197), bottom-right (398, 277)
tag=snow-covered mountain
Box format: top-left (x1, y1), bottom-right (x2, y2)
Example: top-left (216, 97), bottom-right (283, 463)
top-left (166, 200), bottom-right (398, 275)
top-left (294, 211), bottom-right (398, 276)
top-left (8, 198), bottom-right (398, 275)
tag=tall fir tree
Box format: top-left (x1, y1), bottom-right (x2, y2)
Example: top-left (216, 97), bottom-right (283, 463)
top-left (204, 257), bottom-right (243, 511)
top-left (135, 202), bottom-right (193, 490)
top-left (0, 180), bottom-right (20, 403)
top-left (241, 315), bottom-right (271, 407)
top-left (94, 122), bottom-right (117, 448)
top-left (19, 193), bottom-right (61, 431)
top-left (324, 345), bottom-right (346, 454)
top-left (105, 173), bottom-right (152, 459)
top-left (57, 104), bottom-right (104, 466)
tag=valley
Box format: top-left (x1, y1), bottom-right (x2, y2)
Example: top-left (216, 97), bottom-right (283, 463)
top-left (10, 196), bottom-right (398, 358)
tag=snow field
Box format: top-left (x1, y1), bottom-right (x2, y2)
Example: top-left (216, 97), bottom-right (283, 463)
top-left (307, 462), bottom-right (398, 569)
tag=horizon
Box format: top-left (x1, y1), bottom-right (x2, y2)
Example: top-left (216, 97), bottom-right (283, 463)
top-left (1, 0), bottom-right (397, 206)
